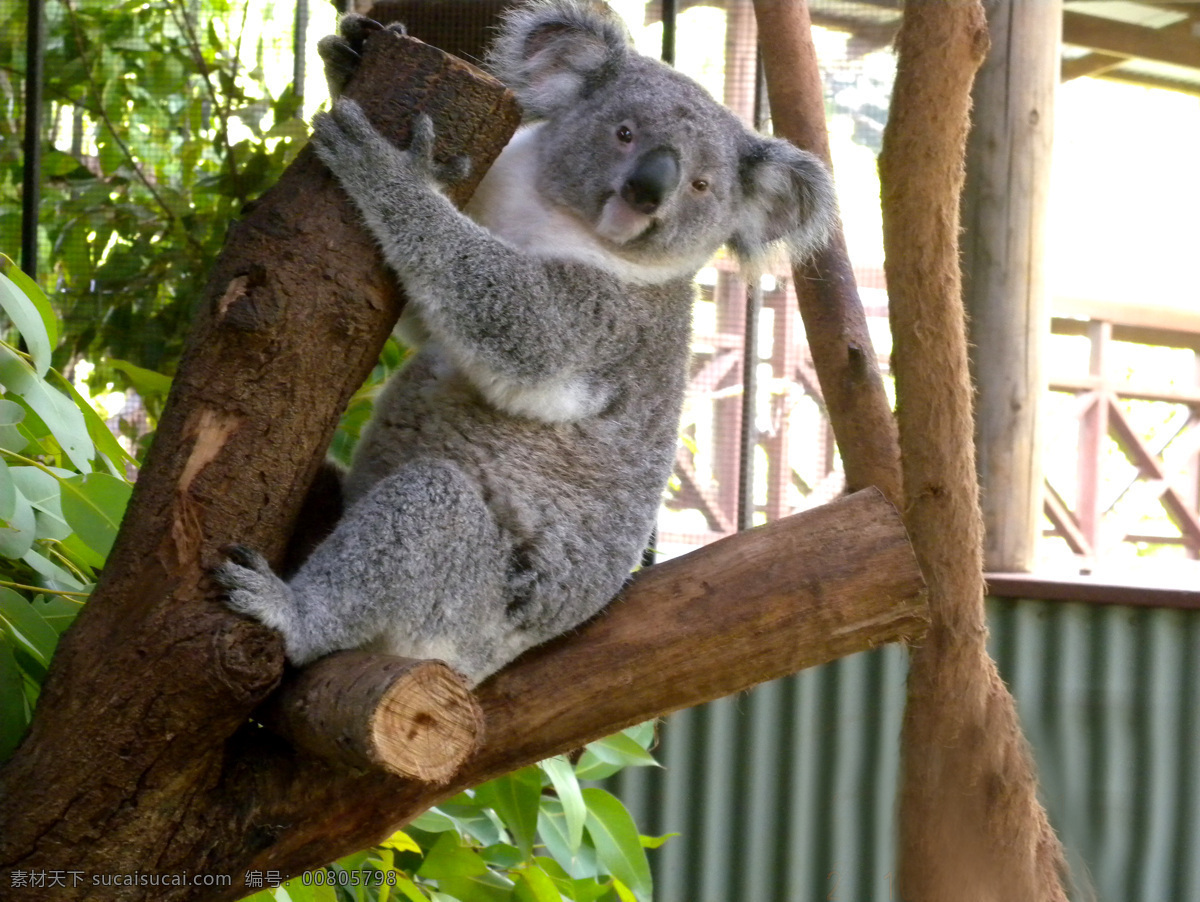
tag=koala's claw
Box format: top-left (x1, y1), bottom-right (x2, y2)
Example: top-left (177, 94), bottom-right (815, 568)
top-left (217, 543), bottom-right (271, 574)
top-left (212, 545), bottom-right (294, 636)
top-left (319, 16), bottom-right (406, 99)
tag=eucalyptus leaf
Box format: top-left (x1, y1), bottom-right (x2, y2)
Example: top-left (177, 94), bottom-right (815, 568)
top-left (416, 833), bottom-right (489, 882)
top-left (393, 874), bottom-right (433, 902)
top-left (60, 472), bottom-right (133, 558)
top-left (0, 271), bottom-right (52, 377)
top-left (513, 866), bottom-right (563, 902)
top-left (409, 809), bottom-right (461, 834)
top-left (31, 593), bottom-right (84, 634)
top-left (436, 871), bottom-right (514, 902)
top-left (105, 357), bottom-right (174, 398)
top-left (541, 756), bottom-right (586, 852)
top-left (0, 489), bottom-right (36, 558)
top-left (0, 642), bottom-right (29, 761)
top-left (583, 734), bottom-right (658, 769)
top-left (0, 346), bottom-right (93, 472)
top-left (0, 586), bottom-right (59, 667)
top-left (0, 398), bottom-right (27, 453)
top-left (22, 547), bottom-right (88, 591)
top-left (476, 766), bottom-right (542, 859)
top-left (581, 789), bottom-right (652, 902)
top-left (537, 799), bottom-right (599, 881)
top-left (610, 879), bottom-right (637, 902)
top-left (0, 459), bottom-right (14, 521)
top-left (55, 374), bottom-right (138, 473)
top-left (0, 256), bottom-right (58, 366)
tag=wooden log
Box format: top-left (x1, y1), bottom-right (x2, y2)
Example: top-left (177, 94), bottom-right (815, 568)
top-left (0, 30), bottom-right (521, 888)
top-left (467, 488), bottom-right (929, 776)
top-left (183, 488), bottom-right (929, 902)
top-left (752, 0), bottom-right (903, 506)
top-left (962, 0), bottom-right (1061, 571)
top-left (263, 653), bottom-right (483, 783)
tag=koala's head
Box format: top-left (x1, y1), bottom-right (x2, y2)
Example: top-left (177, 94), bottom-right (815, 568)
top-left (488, 0), bottom-right (836, 276)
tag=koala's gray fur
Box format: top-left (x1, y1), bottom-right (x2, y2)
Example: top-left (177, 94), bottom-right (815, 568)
top-left (215, 0), bottom-right (836, 685)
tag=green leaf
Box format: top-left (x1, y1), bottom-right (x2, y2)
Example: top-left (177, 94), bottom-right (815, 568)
top-left (55, 374), bottom-right (138, 473)
top-left (393, 874), bottom-right (432, 902)
top-left (60, 472), bottom-right (132, 558)
top-left (382, 831), bottom-right (423, 855)
top-left (583, 734), bottom-right (658, 769)
top-left (30, 593), bottom-right (83, 634)
top-left (581, 789), bottom-right (652, 902)
top-left (56, 533), bottom-right (107, 571)
top-left (0, 399), bottom-right (26, 453)
top-left (0, 586), bottom-right (59, 668)
top-left (621, 721), bottom-right (656, 750)
top-left (537, 799), bottom-right (599, 881)
top-left (0, 256), bottom-right (58, 368)
top-left (541, 757), bottom-right (586, 853)
top-left (0, 489), bottom-right (36, 559)
top-left (416, 833), bottom-right (489, 881)
top-left (22, 547), bottom-right (87, 591)
top-left (0, 346), bottom-right (93, 473)
top-left (0, 459), bottom-right (14, 521)
top-left (409, 809), bottom-right (461, 834)
top-left (638, 833), bottom-right (677, 850)
top-left (0, 271), bottom-right (52, 377)
top-left (476, 767), bottom-right (542, 859)
top-left (9, 464), bottom-right (68, 512)
top-left (527, 859), bottom-right (609, 902)
top-left (610, 879), bottom-right (637, 902)
top-left (0, 642), bottom-right (29, 761)
top-left (105, 356), bottom-right (174, 398)
top-left (514, 866), bottom-right (563, 902)
top-left (435, 872), bottom-right (514, 902)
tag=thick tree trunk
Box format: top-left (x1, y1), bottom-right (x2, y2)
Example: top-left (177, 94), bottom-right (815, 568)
top-left (0, 30), bottom-right (520, 896)
top-left (1, 29), bottom-right (928, 902)
top-left (879, 5), bottom-right (1070, 900)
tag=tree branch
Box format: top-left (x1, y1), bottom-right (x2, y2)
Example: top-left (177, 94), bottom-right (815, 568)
top-left (753, 0), bottom-right (904, 505)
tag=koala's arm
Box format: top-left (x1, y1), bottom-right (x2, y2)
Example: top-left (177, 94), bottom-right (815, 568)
top-left (311, 101), bottom-right (631, 395)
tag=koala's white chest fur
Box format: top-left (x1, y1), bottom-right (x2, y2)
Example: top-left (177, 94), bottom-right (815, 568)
top-left (405, 125), bottom-right (620, 425)
top-left (464, 124), bottom-right (606, 266)
top-left (463, 124), bottom-right (700, 285)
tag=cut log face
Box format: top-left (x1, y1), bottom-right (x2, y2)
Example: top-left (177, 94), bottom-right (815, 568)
top-left (262, 653), bottom-right (483, 783)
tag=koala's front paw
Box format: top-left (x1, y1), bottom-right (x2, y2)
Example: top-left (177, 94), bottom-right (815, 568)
top-left (311, 102), bottom-right (469, 205)
top-left (212, 544), bottom-right (295, 636)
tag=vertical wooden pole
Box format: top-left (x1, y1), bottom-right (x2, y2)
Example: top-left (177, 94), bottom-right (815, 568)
top-left (962, 0), bottom-right (1062, 572)
top-left (1077, 319), bottom-right (1111, 555)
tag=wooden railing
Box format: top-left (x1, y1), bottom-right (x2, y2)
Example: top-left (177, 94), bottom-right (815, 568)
top-left (1046, 297), bottom-right (1200, 564)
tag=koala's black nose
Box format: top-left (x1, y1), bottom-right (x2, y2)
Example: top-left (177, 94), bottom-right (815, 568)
top-left (620, 148), bottom-right (680, 215)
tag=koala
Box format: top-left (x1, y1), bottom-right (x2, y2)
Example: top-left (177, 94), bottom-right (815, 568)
top-left (215, 0), bottom-right (836, 686)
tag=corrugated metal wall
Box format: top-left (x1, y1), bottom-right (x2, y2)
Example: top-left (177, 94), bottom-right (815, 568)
top-left (609, 598), bottom-right (1200, 902)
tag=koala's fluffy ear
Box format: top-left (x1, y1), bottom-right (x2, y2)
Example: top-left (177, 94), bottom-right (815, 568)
top-left (487, 0), bottom-right (631, 118)
top-left (731, 137), bottom-right (837, 265)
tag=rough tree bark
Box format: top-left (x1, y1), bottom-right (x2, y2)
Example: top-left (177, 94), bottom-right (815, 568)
top-left (1, 28), bottom-right (928, 902)
top-left (879, 5), bottom-right (1070, 900)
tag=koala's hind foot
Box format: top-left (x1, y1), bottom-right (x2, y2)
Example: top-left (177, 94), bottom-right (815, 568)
top-left (213, 545), bottom-right (299, 639)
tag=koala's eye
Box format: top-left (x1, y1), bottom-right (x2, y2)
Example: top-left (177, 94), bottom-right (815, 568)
top-left (692, 179), bottom-right (710, 192)
top-left (616, 125), bottom-right (634, 144)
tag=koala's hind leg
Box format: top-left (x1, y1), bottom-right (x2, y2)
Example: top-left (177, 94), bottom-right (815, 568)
top-left (217, 460), bottom-right (512, 681)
